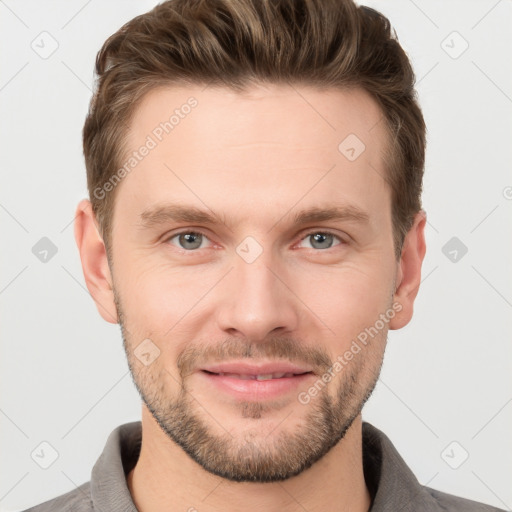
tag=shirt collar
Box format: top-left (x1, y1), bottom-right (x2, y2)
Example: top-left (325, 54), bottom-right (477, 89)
top-left (362, 422), bottom-right (433, 511)
top-left (90, 421), bottom-right (141, 512)
top-left (89, 420), bottom-right (432, 512)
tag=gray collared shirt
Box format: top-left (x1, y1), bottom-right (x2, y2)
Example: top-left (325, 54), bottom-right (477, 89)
top-left (22, 421), bottom-right (504, 511)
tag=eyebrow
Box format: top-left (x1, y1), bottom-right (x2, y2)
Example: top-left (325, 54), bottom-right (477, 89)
top-left (138, 203), bottom-right (370, 231)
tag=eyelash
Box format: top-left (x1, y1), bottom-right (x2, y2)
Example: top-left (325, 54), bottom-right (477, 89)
top-left (163, 229), bottom-right (347, 253)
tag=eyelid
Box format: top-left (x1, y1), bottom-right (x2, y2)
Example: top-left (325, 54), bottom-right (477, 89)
top-left (163, 229), bottom-right (216, 251)
top-left (164, 228), bottom-right (348, 251)
top-left (295, 229), bottom-right (347, 248)
top-left (299, 228), bottom-right (347, 241)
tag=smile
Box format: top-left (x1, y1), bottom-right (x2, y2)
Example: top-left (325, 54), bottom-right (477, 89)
top-left (203, 371), bottom-right (311, 380)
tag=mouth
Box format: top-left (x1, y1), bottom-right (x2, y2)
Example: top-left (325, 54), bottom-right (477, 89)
top-left (200, 360), bottom-right (314, 376)
top-left (197, 362), bottom-right (316, 400)
top-left (201, 370), bottom-right (313, 380)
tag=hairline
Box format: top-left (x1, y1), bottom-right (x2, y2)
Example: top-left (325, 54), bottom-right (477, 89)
top-left (99, 79), bottom-right (403, 263)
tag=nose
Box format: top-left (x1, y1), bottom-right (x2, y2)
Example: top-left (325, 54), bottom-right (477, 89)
top-left (215, 244), bottom-right (300, 342)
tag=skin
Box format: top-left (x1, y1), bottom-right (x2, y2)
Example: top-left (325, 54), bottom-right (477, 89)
top-left (74, 83), bottom-right (426, 512)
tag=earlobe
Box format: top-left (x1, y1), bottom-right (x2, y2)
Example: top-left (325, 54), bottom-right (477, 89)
top-left (74, 199), bottom-right (119, 324)
top-left (388, 210), bottom-right (427, 330)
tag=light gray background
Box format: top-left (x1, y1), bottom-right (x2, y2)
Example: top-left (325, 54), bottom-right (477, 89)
top-left (1, 1), bottom-right (511, 511)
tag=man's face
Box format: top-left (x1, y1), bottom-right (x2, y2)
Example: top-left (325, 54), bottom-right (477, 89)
top-left (108, 84), bottom-right (399, 482)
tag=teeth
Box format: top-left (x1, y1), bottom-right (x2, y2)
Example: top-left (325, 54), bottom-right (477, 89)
top-left (215, 372), bottom-right (298, 380)
top-left (218, 372), bottom-right (254, 379)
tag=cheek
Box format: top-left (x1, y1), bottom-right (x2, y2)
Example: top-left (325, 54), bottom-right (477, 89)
top-left (119, 261), bottom-right (219, 340)
top-left (117, 248), bottom-right (394, 351)
top-left (295, 264), bottom-right (392, 341)
top-left (314, 262), bottom-right (389, 304)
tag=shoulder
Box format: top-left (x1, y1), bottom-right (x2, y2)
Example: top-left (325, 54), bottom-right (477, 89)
top-left (20, 481), bottom-right (92, 512)
top-left (425, 486), bottom-right (506, 512)
top-left (361, 422), bottom-right (506, 512)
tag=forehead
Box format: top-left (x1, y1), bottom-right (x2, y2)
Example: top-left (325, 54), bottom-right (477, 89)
top-left (125, 83), bottom-right (387, 155)
top-left (115, 83), bottom-right (390, 228)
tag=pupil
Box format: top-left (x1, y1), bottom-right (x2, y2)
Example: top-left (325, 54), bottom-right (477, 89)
top-left (180, 232), bottom-right (201, 249)
top-left (312, 233), bottom-right (331, 249)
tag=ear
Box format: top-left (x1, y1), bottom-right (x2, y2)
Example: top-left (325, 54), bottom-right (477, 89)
top-left (388, 209), bottom-right (427, 330)
top-left (74, 199), bottom-right (118, 324)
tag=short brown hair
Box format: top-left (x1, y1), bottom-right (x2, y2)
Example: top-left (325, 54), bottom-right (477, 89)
top-left (83, 0), bottom-right (426, 261)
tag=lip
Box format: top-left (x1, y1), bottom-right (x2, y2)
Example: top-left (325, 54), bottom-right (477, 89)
top-left (197, 360), bottom-right (315, 401)
top-left (200, 361), bottom-right (314, 376)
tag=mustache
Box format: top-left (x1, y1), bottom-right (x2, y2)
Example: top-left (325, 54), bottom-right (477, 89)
top-left (176, 336), bottom-right (333, 378)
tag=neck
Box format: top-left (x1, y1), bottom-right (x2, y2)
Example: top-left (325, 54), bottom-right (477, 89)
top-left (127, 406), bottom-right (371, 512)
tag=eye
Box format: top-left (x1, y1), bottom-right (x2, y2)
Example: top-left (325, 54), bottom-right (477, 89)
top-left (166, 231), bottom-right (211, 251)
top-left (297, 230), bottom-right (345, 250)
top-left (164, 229), bottom-right (346, 253)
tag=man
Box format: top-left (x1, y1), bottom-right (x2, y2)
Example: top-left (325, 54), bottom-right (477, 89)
top-left (23, 0), bottom-right (504, 510)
